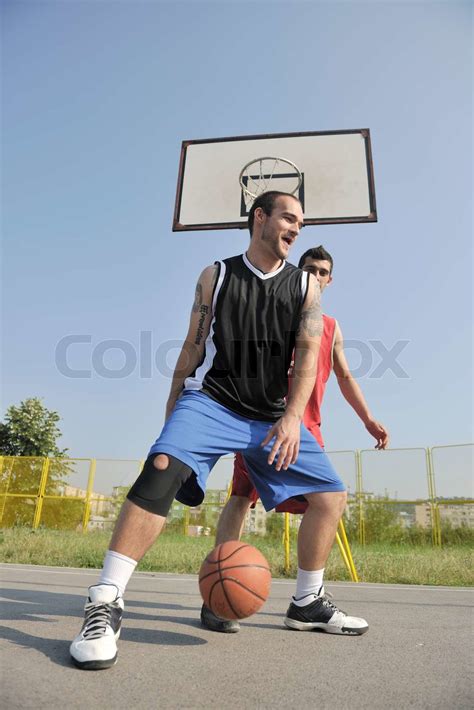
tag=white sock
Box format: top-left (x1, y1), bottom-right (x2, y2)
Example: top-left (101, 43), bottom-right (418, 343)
top-left (294, 567), bottom-right (324, 605)
top-left (98, 550), bottom-right (137, 597)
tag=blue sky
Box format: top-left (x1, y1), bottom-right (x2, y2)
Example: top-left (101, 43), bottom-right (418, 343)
top-left (2, 1), bottom-right (472, 491)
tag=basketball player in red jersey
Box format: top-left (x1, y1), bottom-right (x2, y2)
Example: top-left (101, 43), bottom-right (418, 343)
top-left (201, 245), bottom-right (389, 632)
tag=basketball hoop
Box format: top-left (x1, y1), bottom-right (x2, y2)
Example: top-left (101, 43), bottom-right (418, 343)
top-left (239, 156), bottom-right (303, 208)
top-left (173, 131), bottom-right (377, 230)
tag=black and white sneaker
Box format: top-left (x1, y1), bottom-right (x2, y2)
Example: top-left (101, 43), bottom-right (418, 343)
top-left (284, 588), bottom-right (368, 635)
top-left (70, 584), bottom-right (124, 670)
top-left (200, 604), bottom-right (240, 633)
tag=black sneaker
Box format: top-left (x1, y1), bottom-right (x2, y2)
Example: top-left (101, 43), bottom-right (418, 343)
top-left (284, 589), bottom-right (368, 635)
top-left (70, 584), bottom-right (124, 669)
top-left (200, 604), bottom-right (240, 633)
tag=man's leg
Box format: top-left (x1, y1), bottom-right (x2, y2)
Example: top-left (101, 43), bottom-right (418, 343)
top-left (215, 495), bottom-right (252, 544)
top-left (285, 490), bottom-right (368, 635)
top-left (215, 454), bottom-right (258, 544)
top-left (70, 454), bottom-right (190, 669)
top-left (297, 491), bottom-right (347, 570)
top-left (201, 495), bottom-right (252, 633)
top-left (108, 485), bottom-right (166, 555)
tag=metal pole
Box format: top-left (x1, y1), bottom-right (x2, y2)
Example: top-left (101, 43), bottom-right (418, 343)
top-left (338, 519), bottom-right (359, 582)
top-left (356, 450), bottom-right (365, 545)
top-left (426, 447), bottom-right (442, 546)
top-left (283, 512), bottom-right (291, 572)
top-left (0, 456), bottom-right (12, 526)
top-left (335, 532), bottom-right (353, 580)
top-left (33, 458), bottom-right (50, 529)
top-left (82, 459), bottom-right (97, 533)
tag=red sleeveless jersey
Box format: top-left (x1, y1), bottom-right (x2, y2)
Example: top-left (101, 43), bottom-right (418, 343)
top-left (231, 315), bottom-right (337, 511)
top-left (299, 314), bottom-right (336, 447)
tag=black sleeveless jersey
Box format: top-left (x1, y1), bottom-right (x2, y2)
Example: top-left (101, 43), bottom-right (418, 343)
top-left (184, 253), bottom-right (309, 421)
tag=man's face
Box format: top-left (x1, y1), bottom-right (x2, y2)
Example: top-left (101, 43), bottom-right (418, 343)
top-left (256, 195), bottom-right (304, 261)
top-left (301, 257), bottom-right (333, 293)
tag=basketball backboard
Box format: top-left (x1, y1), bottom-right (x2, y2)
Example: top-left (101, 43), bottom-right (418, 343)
top-left (173, 129), bottom-right (377, 231)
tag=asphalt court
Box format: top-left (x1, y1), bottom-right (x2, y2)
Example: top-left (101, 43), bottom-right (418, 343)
top-left (1, 564), bottom-right (473, 709)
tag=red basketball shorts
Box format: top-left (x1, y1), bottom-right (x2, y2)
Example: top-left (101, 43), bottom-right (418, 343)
top-left (231, 452), bottom-right (309, 514)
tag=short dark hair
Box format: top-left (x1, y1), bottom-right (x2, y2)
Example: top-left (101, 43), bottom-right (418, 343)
top-left (247, 191), bottom-right (301, 235)
top-left (298, 245), bottom-right (334, 272)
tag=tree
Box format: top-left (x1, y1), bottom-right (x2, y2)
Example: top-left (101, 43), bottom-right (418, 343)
top-left (0, 398), bottom-right (74, 528)
top-left (266, 512), bottom-right (284, 539)
top-left (0, 397), bottom-right (68, 457)
top-left (345, 498), bottom-right (404, 544)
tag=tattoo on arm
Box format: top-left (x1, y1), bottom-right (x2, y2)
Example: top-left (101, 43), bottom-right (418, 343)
top-left (297, 287), bottom-right (323, 338)
top-left (192, 282), bottom-right (203, 313)
top-left (194, 305), bottom-right (209, 345)
top-left (192, 265), bottom-right (218, 344)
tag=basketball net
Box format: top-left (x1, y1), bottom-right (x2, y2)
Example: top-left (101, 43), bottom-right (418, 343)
top-left (239, 156), bottom-right (303, 209)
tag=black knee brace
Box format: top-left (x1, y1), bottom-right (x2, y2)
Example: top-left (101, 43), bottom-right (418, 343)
top-left (127, 454), bottom-right (194, 517)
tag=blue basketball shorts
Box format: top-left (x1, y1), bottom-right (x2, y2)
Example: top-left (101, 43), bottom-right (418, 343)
top-left (148, 391), bottom-right (345, 511)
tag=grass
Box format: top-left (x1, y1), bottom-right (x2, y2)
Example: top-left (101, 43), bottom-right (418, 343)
top-left (1, 527), bottom-right (473, 586)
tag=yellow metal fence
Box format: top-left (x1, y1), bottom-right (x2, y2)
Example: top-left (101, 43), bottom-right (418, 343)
top-left (1, 445), bottom-right (472, 550)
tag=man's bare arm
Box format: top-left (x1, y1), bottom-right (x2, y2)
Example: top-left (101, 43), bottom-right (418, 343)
top-left (165, 264), bottom-right (218, 419)
top-left (261, 274), bottom-right (322, 470)
top-left (333, 322), bottom-right (389, 449)
top-left (289, 272), bottom-right (323, 417)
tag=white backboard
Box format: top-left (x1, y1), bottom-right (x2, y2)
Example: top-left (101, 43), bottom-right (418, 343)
top-left (173, 129), bottom-right (377, 231)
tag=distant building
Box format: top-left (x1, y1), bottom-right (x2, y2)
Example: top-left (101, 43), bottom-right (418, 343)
top-left (398, 510), bottom-right (415, 528)
top-left (169, 499), bottom-right (187, 521)
top-left (244, 500), bottom-right (267, 535)
top-left (60, 484), bottom-right (113, 516)
top-left (60, 484), bottom-right (86, 498)
top-left (88, 515), bottom-right (115, 532)
top-left (415, 502), bottom-right (474, 528)
top-left (205, 490), bottom-right (228, 505)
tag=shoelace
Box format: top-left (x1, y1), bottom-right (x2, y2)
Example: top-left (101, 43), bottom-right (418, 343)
top-left (82, 602), bottom-right (113, 640)
top-left (320, 596), bottom-right (339, 612)
top-left (319, 592), bottom-right (347, 616)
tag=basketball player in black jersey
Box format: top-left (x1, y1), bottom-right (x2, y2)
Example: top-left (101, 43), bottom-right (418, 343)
top-left (70, 191), bottom-right (367, 671)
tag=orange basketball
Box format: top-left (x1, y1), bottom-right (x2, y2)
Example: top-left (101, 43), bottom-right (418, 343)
top-left (198, 541), bottom-right (271, 620)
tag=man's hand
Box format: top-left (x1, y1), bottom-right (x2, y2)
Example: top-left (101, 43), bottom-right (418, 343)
top-left (365, 419), bottom-right (389, 450)
top-left (260, 411), bottom-right (301, 471)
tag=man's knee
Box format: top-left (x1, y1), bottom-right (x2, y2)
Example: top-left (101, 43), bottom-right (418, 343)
top-left (336, 490), bottom-right (348, 515)
top-left (153, 454), bottom-right (169, 471)
top-left (306, 490), bottom-right (347, 516)
top-left (127, 454), bottom-right (193, 517)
